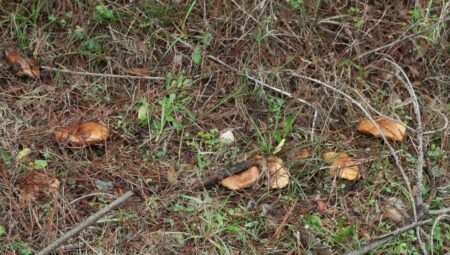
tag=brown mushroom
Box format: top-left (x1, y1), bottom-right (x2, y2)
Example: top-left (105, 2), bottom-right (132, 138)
top-left (267, 156), bottom-right (290, 189)
top-left (16, 170), bottom-right (60, 202)
top-left (323, 152), bottom-right (360, 181)
top-left (219, 165), bottom-right (261, 190)
top-left (54, 121), bottom-right (110, 146)
top-left (4, 47), bottom-right (40, 79)
top-left (356, 118), bottom-right (406, 141)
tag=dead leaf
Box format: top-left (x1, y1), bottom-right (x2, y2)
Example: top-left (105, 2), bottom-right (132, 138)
top-left (314, 195), bottom-right (328, 214)
top-left (54, 121), bottom-right (110, 146)
top-left (287, 147), bottom-right (314, 161)
top-left (383, 197), bottom-right (408, 224)
top-left (4, 47), bottom-right (40, 78)
top-left (127, 67), bottom-right (150, 76)
top-left (167, 167), bottom-right (178, 184)
top-left (323, 152), bottom-right (360, 181)
top-left (219, 165), bottom-right (261, 190)
top-left (356, 118), bottom-right (406, 141)
top-left (16, 171), bottom-right (60, 202)
top-left (267, 156), bottom-right (290, 189)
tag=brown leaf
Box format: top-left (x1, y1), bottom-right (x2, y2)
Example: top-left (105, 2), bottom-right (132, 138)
top-left (127, 67), bottom-right (151, 76)
top-left (4, 47), bottom-right (40, 78)
top-left (219, 165), bottom-right (261, 190)
top-left (356, 118), bottom-right (406, 141)
top-left (17, 171), bottom-right (60, 202)
top-left (267, 156), bottom-right (290, 189)
top-left (54, 121), bottom-right (110, 146)
top-left (323, 152), bottom-right (360, 181)
top-left (383, 197), bottom-right (408, 224)
top-left (167, 167), bottom-right (178, 184)
top-left (287, 147), bottom-right (314, 161)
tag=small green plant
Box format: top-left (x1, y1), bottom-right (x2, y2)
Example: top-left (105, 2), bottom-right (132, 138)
top-left (93, 4), bottom-right (114, 22)
top-left (335, 217), bottom-right (355, 242)
top-left (427, 143), bottom-right (447, 159)
top-left (186, 128), bottom-right (220, 168)
top-left (408, 7), bottom-right (440, 44)
top-left (30, 159), bottom-right (48, 169)
top-left (49, 11), bottom-right (73, 27)
top-left (6, 240), bottom-right (33, 255)
top-left (191, 48), bottom-right (202, 65)
top-left (302, 214), bottom-right (323, 233)
top-left (78, 38), bottom-right (102, 53)
top-left (137, 99), bottom-right (150, 126)
top-left (0, 149), bottom-right (12, 166)
top-left (202, 31), bottom-right (212, 46)
top-left (152, 73), bottom-right (195, 139)
top-left (349, 6), bottom-right (363, 29)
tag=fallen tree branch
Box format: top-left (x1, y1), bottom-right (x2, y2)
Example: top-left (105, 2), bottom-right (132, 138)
top-left (36, 191), bottom-right (134, 255)
top-left (191, 160), bottom-right (258, 190)
top-left (344, 219), bottom-right (433, 255)
top-left (428, 207), bottom-right (450, 215)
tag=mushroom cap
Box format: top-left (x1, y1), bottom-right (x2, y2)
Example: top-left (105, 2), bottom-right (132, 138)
top-left (17, 171), bottom-right (60, 202)
top-left (54, 121), bottom-right (110, 145)
top-left (323, 152), bottom-right (360, 181)
top-left (267, 156), bottom-right (290, 189)
top-left (219, 165), bottom-right (261, 190)
top-left (356, 118), bottom-right (406, 141)
top-left (5, 47), bottom-right (40, 79)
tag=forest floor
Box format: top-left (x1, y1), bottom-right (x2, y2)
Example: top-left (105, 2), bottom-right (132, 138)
top-left (0, 1), bottom-right (449, 254)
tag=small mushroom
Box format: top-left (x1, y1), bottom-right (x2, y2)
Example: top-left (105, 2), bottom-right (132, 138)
top-left (323, 152), bottom-right (360, 181)
top-left (17, 170), bottom-right (60, 202)
top-left (54, 121), bottom-right (110, 146)
top-left (356, 118), bottom-right (406, 141)
top-left (219, 165), bottom-right (261, 190)
top-left (267, 156), bottom-right (290, 189)
top-left (4, 47), bottom-right (40, 78)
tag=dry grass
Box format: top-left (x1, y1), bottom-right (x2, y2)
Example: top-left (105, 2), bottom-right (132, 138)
top-left (0, 1), bottom-right (449, 254)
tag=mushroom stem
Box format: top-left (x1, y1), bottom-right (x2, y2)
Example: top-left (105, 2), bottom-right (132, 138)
top-left (192, 160), bottom-right (258, 190)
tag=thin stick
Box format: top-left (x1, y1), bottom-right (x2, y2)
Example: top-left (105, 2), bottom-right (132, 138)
top-left (41, 66), bottom-right (165, 80)
top-left (205, 54), bottom-right (315, 108)
top-left (384, 59), bottom-right (425, 206)
top-left (428, 207), bottom-right (450, 215)
top-left (37, 191), bottom-right (134, 255)
top-left (430, 214), bottom-right (450, 255)
top-left (344, 219), bottom-right (433, 255)
top-left (383, 58), bottom-right (427, 254)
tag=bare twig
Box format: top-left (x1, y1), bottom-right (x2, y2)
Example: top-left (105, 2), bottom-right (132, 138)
top-left (383, 58), bottom-right (427, 254)
top-left (430, 214), bottom-right (450, 255)
top-left (37, 191), bottom-right (134, 255)
top-left (384, 59), bottom-right (425, 207)
top-left (344, 219), bottom-right (433, 255)
top-left (205, 54), bottom-right (315, 108)
top-left (41, 66), bottom-right (164, 80)
top-left (271, 200), bottom-right (297, 240)
top-left (428, 207), bottom-right (450, 215)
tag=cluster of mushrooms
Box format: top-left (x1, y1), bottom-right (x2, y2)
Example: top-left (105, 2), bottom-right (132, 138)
top-left (4, 47), bottom-right (408, 198)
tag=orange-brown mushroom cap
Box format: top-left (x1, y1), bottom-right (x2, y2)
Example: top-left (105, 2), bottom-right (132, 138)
top-left (4, 47), bottom-right (40, 79)
top-left (323, 152), bottom-right (360, 181)
top-left (17, 171), bottom-right (60, 202)
top-left (356, 118), bottom-right (406, 141)
top-left (54, 121), bottom-right (110, 146)
top-left (219, 165), bottom-right (261, 190)
top-left (267, 156), bottom-right (290, 189)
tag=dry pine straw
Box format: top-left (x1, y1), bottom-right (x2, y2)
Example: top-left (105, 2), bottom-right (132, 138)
top-left (0, 1), bottom-right (449, 254)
